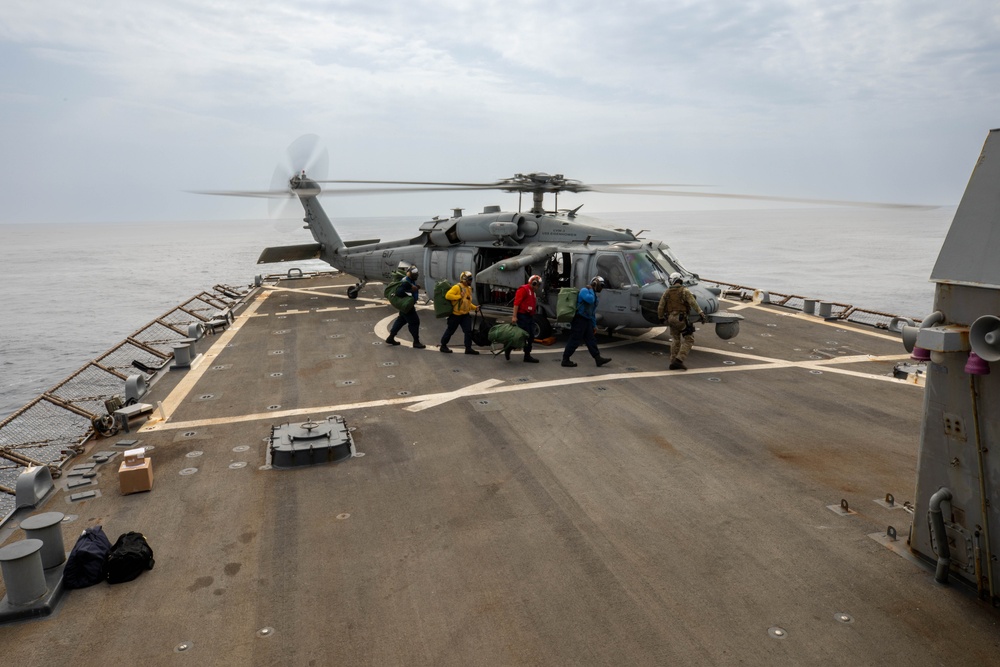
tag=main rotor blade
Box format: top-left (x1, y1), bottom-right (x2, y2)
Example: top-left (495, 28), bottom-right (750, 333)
top-left (314, 179), bottom-right (709, 189)
top-left (313, 179), bottom-right (505, 188)
top-left (189, 189), bottom-right (293, 198)
top-left (190, 185), bottom-right (500, 198)
top-left (586, 183), bottom-right (712, 188)
top-left (583, 185), bottom-right (935, 210)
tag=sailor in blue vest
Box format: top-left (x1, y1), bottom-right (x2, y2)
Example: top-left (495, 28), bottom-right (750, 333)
top-left (561, 276), bottom-right (612, 368)
top-left (386, 266), bottom-right (426, 349)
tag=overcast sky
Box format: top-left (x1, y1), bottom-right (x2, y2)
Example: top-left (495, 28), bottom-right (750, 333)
top-left (2, 0), bottom-right (998, 223)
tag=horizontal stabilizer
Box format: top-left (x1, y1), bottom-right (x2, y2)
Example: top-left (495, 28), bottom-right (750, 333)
top-left (344, 238), bottom-right (380, 247)
top-left (257, 243), bottom-right (322, 264)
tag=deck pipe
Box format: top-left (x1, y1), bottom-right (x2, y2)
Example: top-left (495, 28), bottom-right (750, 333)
top-left (929, 487), bottom-right (954, 584)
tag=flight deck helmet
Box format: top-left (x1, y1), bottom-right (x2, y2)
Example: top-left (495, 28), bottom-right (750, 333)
top-left (591, 276), bottom-right (606, 292)
top-left (407, 266), bottom-right (419, 278)
top-left (528, 274), bottom-right (542, 287)
top-left (669, 272), bottom-right (683, 285)
top-left (459, 271), bottom-right (473, 283)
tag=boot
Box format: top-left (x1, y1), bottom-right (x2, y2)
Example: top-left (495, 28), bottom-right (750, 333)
top-left (440, 344), bottom-right (453, 353)
top-left (669, 359), bottom-right (687, 370)
top-left (464, 348), bottom-right (480, 355)
top-left (504, 347), bottom-right (511, 360)
top-left (595, 356), bottom-right (612, 367)
top-left (386, 336), bottom-right (400, 346)
top-left (561, 359), bottom-right (577, 367)
top-left (523, 355), bottom-right (539, 363)
top-left (413, 341), bottom-right (427, 349)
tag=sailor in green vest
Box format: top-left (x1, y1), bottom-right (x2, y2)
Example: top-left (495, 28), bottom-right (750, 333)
top-left (657, 272), bottom-right (706, 370)
top-left (439, 271), bottom-right (480, 354)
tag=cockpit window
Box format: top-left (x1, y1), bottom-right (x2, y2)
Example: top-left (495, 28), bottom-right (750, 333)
top-left (622, 251), bottom-right (665, 286)
top-left (596, 254), bottom-right (630, 289)
top-left (647, 247), bottom-right (682, 277)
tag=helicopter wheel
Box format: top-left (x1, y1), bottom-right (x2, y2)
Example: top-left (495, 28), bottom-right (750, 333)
top-left (347, 285), bottom-right (360, 299)
top-left (532, 314), bottom-right (553, 339)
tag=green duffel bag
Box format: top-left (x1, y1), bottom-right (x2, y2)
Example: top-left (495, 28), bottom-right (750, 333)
top-left (488, 323), bottom-right (529, 351)
top-left (433, 280), bottom-right (454, 318)
top-left (384, 271), bottom-right (415, 313)
top-left (556, 287), bottom-right (580, 323)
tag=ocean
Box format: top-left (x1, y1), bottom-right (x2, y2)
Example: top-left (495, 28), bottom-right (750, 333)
top-left (0, 207), bottom-right (954, 419)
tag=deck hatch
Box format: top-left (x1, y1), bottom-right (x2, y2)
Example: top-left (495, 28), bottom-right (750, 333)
top-left (268, 416), bottom-right (354, 468)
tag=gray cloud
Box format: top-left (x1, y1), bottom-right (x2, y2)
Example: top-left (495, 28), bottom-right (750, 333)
top-left (1, 0), bottom-right (998, 221)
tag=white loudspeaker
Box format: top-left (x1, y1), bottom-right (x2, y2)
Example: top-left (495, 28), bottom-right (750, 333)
top-left (970, 315), bottom-right (1000, 362)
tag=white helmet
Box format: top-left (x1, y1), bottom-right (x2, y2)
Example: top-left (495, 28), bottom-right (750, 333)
top-left (459, 271), bottom-right (473, 282)
top-left (669, 272), bottom-right (682, 285)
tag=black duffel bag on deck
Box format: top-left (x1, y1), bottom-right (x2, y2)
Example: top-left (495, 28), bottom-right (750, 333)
top-left (106, 531), bottom-right (155, 584)
top-left (64, 525), bottom-right (113, 589)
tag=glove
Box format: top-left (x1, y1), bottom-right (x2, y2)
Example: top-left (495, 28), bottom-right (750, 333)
top-left (699, 313), bottom-right (707, 323)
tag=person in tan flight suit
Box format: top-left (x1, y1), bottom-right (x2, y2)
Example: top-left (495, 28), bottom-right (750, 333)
top-left (657, 272), bottom-right (706, 371)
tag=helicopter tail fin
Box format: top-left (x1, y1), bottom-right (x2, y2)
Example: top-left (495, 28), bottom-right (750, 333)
top-left (299, 194), bottom-right (347, 254)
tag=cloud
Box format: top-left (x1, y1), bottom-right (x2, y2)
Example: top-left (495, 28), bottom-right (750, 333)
top-left (1, 0), bottom-right (998, 221)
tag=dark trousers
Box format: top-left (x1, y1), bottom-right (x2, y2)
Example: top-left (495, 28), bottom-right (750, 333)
top-left (515, 313), bottom-right (535, 357)
top-left (441, 313), bottom-right (473, 349)
top-left (390, 309), bottom-right (420, 341)
top-left (563, 314), bottom-right (600, 360)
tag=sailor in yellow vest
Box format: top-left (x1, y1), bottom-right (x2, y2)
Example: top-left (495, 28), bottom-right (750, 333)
top-left (440, 271), bottom-right (481, 355)
top-left (657, 272), bottom-right (706, 370)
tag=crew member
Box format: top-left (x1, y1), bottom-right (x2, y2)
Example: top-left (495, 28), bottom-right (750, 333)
top-left (386, 266), bottom-right (425, 349)
top-left (511, 274), bottom-right (542, 363)
top-left (562, 276), bottom-right (612, 368)
top-left (440, 271), bottom-right (480, 355)
top-left (657, 272), bottom-right (706, 370)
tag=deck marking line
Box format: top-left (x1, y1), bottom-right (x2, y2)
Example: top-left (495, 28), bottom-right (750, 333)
top-left (141, 291), bottom-right (271, 430)
top-left (404, 379), bottom-right (507, 412)
top-left (150, 354), bottom-right (915, 431)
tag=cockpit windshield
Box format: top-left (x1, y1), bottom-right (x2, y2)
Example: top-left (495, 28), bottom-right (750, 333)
top-left (622, 251), bottom-right (667, 286)
top-left (647, 246), bottom-right (684, 277)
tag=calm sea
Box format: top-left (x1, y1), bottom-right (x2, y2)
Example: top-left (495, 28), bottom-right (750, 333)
top-left (0, 207), bottom-right (954, 419)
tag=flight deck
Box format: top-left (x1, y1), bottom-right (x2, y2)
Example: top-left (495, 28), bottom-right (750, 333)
top-left (2, 271), bottom-right (998, 666)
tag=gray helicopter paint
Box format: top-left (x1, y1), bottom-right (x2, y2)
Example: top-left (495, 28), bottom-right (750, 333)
top-left (261, 174), bottom-right (742, 336)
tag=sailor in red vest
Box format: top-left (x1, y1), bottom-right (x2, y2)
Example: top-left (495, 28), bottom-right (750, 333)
top-left (511, 274), bottom-right (542, 363)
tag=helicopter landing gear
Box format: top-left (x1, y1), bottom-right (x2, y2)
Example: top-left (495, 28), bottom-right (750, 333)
top-left (533, 314), bottom-right (554, 339)
top-left (347, 281), bottom-right (365, 299)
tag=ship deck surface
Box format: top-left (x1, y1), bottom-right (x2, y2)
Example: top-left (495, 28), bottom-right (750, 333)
top-left (3, 273), bottom-right (998, 666)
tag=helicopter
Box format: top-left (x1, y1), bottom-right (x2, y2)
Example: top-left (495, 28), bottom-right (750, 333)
top-left (201, 136), bottom-right (928, 341)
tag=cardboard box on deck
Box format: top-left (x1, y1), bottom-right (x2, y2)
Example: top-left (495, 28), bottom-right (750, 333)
top-left (119, 448), bottom-right (153, 494)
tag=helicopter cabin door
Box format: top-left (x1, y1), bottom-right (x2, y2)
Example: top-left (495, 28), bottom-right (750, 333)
top-left (596, 252), bottom-right (640, 315)
top-left (425, 248), bottom-right (475, 283)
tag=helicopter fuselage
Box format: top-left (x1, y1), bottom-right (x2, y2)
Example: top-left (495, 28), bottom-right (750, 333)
top-left (260, 178), bottom-right (742, 339)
